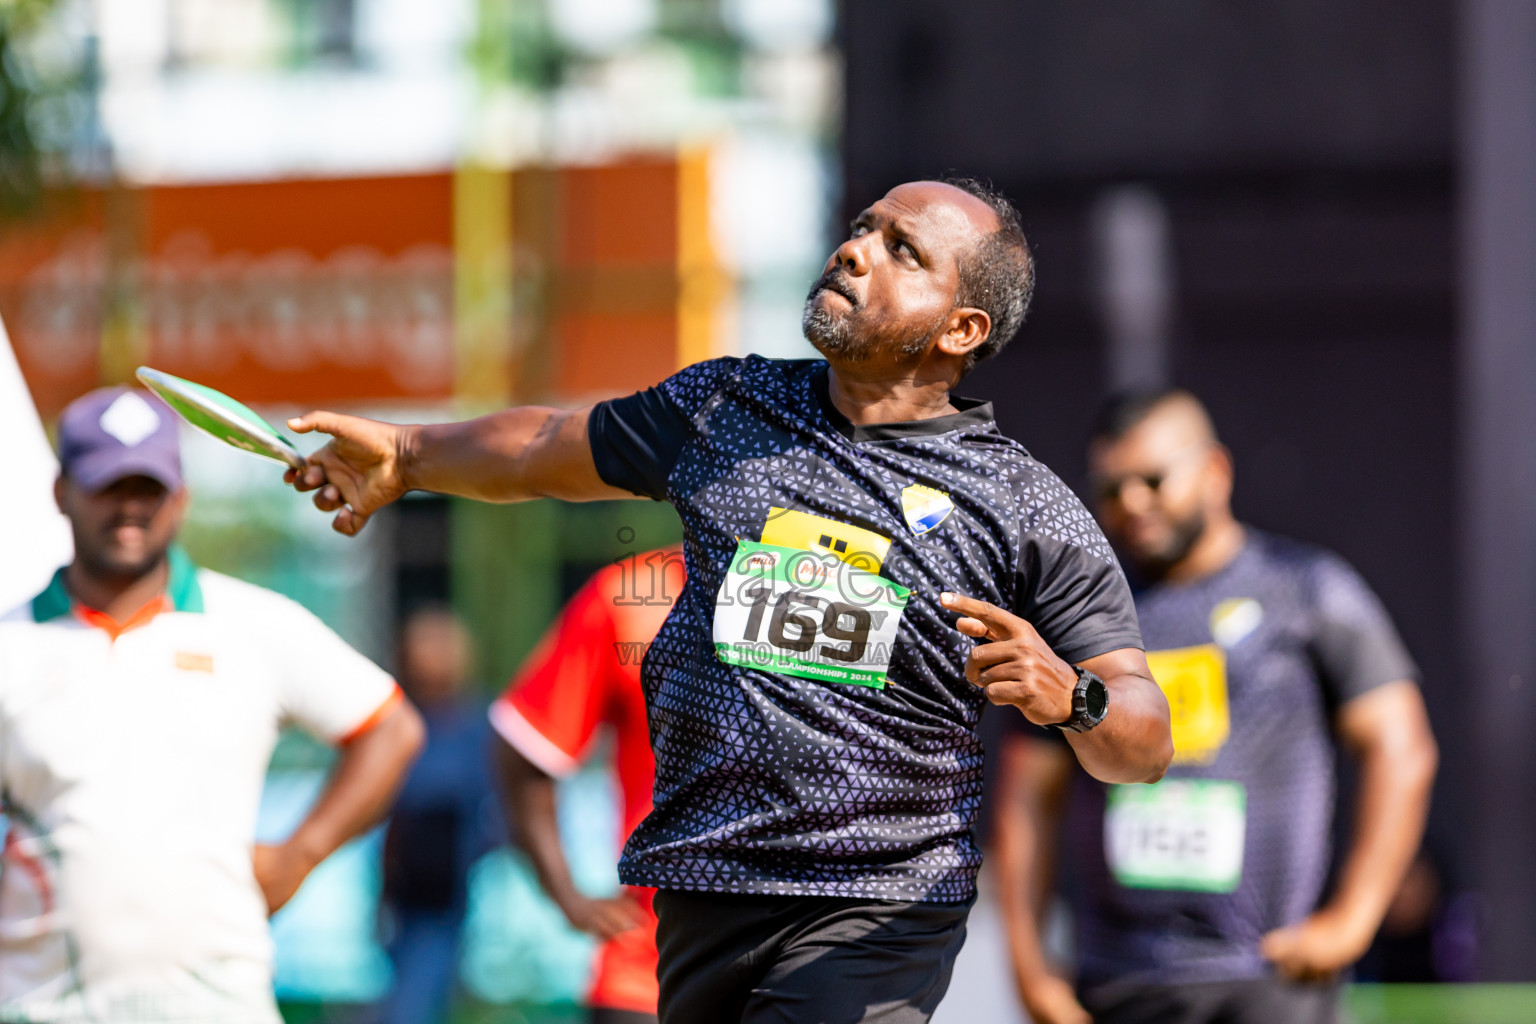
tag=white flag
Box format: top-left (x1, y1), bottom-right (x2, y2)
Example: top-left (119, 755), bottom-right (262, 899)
top-left (0, 316), bottom-right (72, 613)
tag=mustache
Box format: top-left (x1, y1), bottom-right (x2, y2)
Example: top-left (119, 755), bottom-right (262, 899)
top-left (808, 270), bottom-right (859, 308)
top-left (104, 514), bottom-right (154, 531)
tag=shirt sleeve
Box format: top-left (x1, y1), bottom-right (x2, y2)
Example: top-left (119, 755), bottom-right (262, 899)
top-left (1307, 551), bottom-right (1419, 708)
top-left (489, 578), bottom-right (619, 778)
top-left (587, 356), bottom-right (743, 500)
top-left (1014, 473), bottom-right (1143, 664)
top-left (269, 595), bottom-right (400, 744)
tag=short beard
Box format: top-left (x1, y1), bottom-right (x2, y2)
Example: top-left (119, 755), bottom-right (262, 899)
top-left (1131, 510), bottom-right (1208, 582)
top-left (802, 300), bottom-right (861, 357)
top-left (802, 285), bottom-right (950, 363)
top-left (74, 535), bottom-right (172, 588)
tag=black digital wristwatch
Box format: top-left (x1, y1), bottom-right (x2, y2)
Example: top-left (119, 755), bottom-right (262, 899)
top-left (1052, 666), bottom-right (1109, 734)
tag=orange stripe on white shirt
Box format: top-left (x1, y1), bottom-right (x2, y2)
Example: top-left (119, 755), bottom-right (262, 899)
top-left (338, 685), bottom-right (405, 745)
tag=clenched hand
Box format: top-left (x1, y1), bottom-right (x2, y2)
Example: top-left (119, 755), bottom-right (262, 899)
top-left (284, 412), bottom-right (413, 536)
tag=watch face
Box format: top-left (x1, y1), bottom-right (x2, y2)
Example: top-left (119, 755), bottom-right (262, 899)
top-left (1085, 679), bottom-right (1108, 719)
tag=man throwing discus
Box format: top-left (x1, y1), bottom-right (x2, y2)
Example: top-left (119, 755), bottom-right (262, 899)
top-left (286, 178), bottom-right (1173, 1023)
top-left (0, 388), bottom-right (424, 1024)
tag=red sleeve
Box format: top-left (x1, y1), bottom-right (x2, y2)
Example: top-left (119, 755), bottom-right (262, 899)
top-left (489, 574), bottom-right (619, 777)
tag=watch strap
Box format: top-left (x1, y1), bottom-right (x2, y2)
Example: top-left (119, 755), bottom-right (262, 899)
top-left (1053, 665), bottom-right (1109, 734)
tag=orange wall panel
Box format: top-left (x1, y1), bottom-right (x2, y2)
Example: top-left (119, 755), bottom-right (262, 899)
top-left (558, 160), bottom-right (678, 268)
top-left (3, 158), bottom-right (727, 418)
top-left (139, 174), bottom-right (455, 406)
top-left (554, 311), bottom-right (678, 400)
top-left (0, 191), bottom-right (107, 418)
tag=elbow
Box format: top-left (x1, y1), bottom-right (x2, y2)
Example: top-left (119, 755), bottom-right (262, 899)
top-left (1084, 688), bottom-right (1174, 785)
top-left (1406, 729), bottom-right (1439, 792)
top-left (1085, 729), bottom-right (1173, 785)
top-left (1389, 706), bottom-right (1439, 792)
top-left (1135, 694), bottom-right (1175, 783)
top-left (1143, 730), bottom-right (1174, 783)
top-left (1137, 676), bottom-right (1174, 782)
top-left (1366, 720), bottom-right (1439, 797)
top-left (1128, 728), bottom-right (1174, 784)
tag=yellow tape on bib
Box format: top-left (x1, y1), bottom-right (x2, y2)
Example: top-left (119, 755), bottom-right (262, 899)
top-left (760, 507), bottom-right (890, 573)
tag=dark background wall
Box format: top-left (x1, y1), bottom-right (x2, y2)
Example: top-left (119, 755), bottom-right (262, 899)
top-left (842, 0), bottom-right (1475, 967)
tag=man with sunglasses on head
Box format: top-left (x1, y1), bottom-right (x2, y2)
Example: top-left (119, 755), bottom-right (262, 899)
top-left (996, 389), bottom-right (1438, 1024)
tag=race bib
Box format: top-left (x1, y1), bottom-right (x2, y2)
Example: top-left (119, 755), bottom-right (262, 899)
top-left (713, 540), bottom-right (910, 689)
top-left (1105, 779), bottom-right (1246, 893)
top-left (1145, 644), bottom-right (1230, 765)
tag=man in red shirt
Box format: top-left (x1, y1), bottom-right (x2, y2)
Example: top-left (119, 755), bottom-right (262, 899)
top-left (490, 548), bottom-right (684, 1024)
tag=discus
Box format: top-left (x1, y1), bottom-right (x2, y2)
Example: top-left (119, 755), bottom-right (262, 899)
top-left (135, 367), bottom-right (304, 470)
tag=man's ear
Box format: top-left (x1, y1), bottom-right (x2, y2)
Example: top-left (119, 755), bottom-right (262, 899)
top-left (933, 307), bottom-right (991, 360)
top-left (54, 476), bottom-right (67, 515)
top-left (1205, 444), bottom-right (1236, 507)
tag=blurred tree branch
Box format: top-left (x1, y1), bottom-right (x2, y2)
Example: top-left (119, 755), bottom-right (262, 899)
top-left (0, 0), bottom-right (84, 218)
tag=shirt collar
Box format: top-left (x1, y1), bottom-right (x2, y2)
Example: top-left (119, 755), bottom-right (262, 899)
top-left (31, 545), bottom-right (205, 625)
top-left (811, 364), bottom-right (996, 443)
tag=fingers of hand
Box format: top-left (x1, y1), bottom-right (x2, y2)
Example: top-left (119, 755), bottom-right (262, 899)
top-left (300, 452), bottom-right (371, 517)
top-left (333, 506), bottom-right (370, 536)
top-left (956, 616), bottom-right (995, 640)
top-left (311, 484), bottom-right (345, 512)
top-left (942, 592), bottom-right (1032, 640)
top-left (964, 639), bottom-right (1018, 686)
top-left (1026, 978), bottom-right (1091, 1024)
top-left (287, 411), bottom-right (344, 436)
top-left (1261, 928), bottom-right (1327, 979)
top-left (966, 636), bottom-right (1050, 688)
top-left (290, 462), bottom-right (328, 492)
top-left (589, 899), bottom-right (642, 938)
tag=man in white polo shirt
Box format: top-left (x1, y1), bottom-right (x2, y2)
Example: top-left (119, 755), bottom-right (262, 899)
top-left (0, 387), bottom-right (425, 1024)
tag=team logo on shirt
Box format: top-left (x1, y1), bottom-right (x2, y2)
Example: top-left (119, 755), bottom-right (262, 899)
top-left (175, 651), bottom-right (215, 673)
top-left (900, 484), bottom-right (953, 536)
top-left (1209, 598), bottom-right (1263, 649)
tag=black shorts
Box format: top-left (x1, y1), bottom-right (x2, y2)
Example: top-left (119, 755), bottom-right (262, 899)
top-left (653, 889), bottom-right (972, 1024)
top-left (1079, 976), bottom-right (1339, 1024)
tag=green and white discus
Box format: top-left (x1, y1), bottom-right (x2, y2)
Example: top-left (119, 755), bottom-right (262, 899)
top-left (135, 366), bottom-right (304, 470)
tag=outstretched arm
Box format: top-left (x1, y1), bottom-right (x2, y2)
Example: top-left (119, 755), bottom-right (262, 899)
top-left (284, 405), bottom-right (639, 535)
top-left (942, 591), bottom-right (1172, 784)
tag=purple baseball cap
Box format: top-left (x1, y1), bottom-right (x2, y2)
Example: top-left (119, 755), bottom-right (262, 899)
top-left (57, 387), bottom-right (183, 493)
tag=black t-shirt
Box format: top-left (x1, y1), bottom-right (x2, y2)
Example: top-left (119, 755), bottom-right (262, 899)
top-left (589, 355), bottom-right (1141, 901)
top-left (1009, 530), bottom-right (1418, 983)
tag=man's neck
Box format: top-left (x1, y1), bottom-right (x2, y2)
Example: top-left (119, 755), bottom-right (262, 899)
top-left (825, 363), bottom-right (960, 425)
top-left (65, 558), bottom-right (171, 623)
top-left (1160, 518), bottom-right (1246, 585)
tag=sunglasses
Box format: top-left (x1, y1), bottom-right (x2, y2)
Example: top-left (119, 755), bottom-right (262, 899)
top-left (1091, 444), bottom-right (1212, 504)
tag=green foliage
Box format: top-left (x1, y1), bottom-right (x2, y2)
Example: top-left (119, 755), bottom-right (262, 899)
top-left (0, 11), bottom-right (44, 215)
top-left (0, 0), bottom-right (90, 218)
